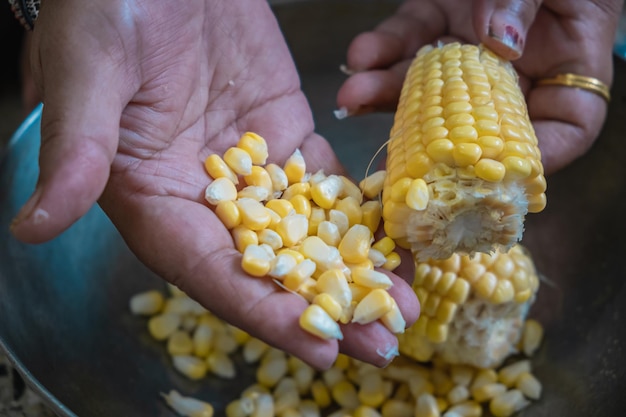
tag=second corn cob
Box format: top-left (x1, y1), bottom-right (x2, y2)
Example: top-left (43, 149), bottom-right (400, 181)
top-left (382, 42), bottom-right (547, 261)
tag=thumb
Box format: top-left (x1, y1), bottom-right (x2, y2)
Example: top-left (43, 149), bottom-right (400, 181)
top-left (473, 0), bottom-right (542, 60)
top-left (10, 34), bottom-right (129, 243)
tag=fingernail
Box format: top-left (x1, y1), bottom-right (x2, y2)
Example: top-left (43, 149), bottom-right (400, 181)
top-left (339, 64), bottom-right (355, 76)
top-left (376, 343), bottom-right (399, 366)
top-left (488, 24), bottom-right (523, 58)
top-left (10, 187), bottom-right (43, 231)
top-left (333, 106), bottom-right (374, 120)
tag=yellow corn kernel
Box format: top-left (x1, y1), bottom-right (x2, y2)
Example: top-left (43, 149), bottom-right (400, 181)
top-left (360, 170), bottom-right (386, 199)
top-left (225, 398), bottom-right (255, 417)
top-left (328, 209), bottom-right (350, 236)
top-left (283, 259), bottom-right (316, 292)
top-left (284, 149), bottom-right (306, 184)
top-left (372, 237), bottom-right (396, 256)
top-left (266, 199), bottom-right (295, 218)
top-left (474, 158), bottom-right (506, 182)
top-left (129, 290), bottom-right (164, 316)
top-left (521, 319), bottom-right (544, 356)
top-left (172, 355), bottom-right (208, 380)
top-left (161, 390), bottom-right (215, 417)
top-left (192, 323), bottom-right (213, 358)
top-left (357, 371), bottom-right (387, 408)
top-left (489, 389), bottom-right (529, 417)
top-left (446, 401), bottom-right (482, 417)
top-left (265, 163), bottom-right (289, 192)
top-left (313, 293), bottom-right (343, 321)
top-left (498, 359), bottom-right (531, 387)
top-left (237, 131), bottom-right (268, 165)
top-left (244, 166), bottom-right (273, 191)
top-left (316, 269), bottom-right (352, 308)
top-left (471, 368), bottom-right (498, 391)
top-left (405, 178), bottom-right (430, 211)
top-left (317, 221), bottom-right (342, 247)
top-left (352, 288), bottom-right (394, 324)
top-left (368, 248), bottom-right (387, 268)
top-left (447, 385), bottom-right (470, 405)
top-left (275, 214), bottom-right (308, 247)
top-left (471, 382), bottom-right (507, 403)
top-left (338, 224), bottom-right (372, 264)
top-left (242, 338), bottom-right (270, 364)
top-left (205, 177), bottom-right (238, 205)
top-left (310, 380), bottom-right (332, 408)
top-left (268, 252), bottom-right (298, 279)
top-left (232, 225), bottom-right (259, 253)
top-left (148, 313), bottom-right (181, 341)
top-left (236, 198), bottom-right (272, 231)
top-left (167, 330), bottom-right (194, 356)
top-left (257, 353), bottom-right (288, 388)
top-left (205, 154), bottom-right (239, 185)
top-left (223, 146), bottom-right (253, 176)
top-left (257, 229), bottom-right (283, 251)
top-left (354, 405), bottom-right (383, 417)
top-left (299, 304), bottom-right (344, 340)
top-left (307, 206), bottom-right (326, 236)
top-left (360, 200), bottom-right (382, 233)
top-left (382, 252), bottom-right (401, 271)
top-left (351, 267), bottom-right (393, 289)
top-left (290, 194), bottom-right (312, 218)
top-left (206, 350), bottom-right (236, 379)
top-left (381, 297), bottom-right (406, 334)
top-left (311, 175), bottom-right (343, 209)
top-left (241, 244), bottom-right (274, 277)
top-left (515, 372), bottom-right (542, 400)
top-left (415, 393), bottom-right (440, 417)
top-left (215, 200), bottom-right (241, 230)
top-left (282, 182), bottom-right (311, 201)
top-left (335, 196), bottom-right (363, 226)
top-left (331, 379), bottom-right (360, 410)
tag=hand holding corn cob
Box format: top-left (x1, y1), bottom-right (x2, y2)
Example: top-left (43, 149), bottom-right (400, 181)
top-left (338, 0), bottom-right (616, 175)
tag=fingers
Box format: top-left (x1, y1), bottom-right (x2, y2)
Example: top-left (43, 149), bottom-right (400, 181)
top-left (10, 72), bottom-right (124, 243)
top-left (473, 0), bottom-right (542, 60)
top-left (527, 86), bottom-right (608, 174)
top-left (103, 192), bottom-right (419, 369)
top-left (9, 26), bottom-right (131, 243)
top-left (336, 64), bottom-right (410, 115)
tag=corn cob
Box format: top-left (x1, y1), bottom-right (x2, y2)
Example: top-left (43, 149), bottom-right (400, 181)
top-left (398, 244), bottom-right (540, 369)
top-left (382, 42), bottom-right (547, 261)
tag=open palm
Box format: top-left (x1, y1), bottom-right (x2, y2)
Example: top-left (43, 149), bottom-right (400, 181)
top-left (11, 0), bottom-right (419, 369)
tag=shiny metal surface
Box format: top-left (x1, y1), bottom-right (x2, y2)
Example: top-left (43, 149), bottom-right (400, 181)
top-left (1, 1), bottom-right (625, 416)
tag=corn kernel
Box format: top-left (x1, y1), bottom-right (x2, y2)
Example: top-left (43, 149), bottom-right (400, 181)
top-left (205, 154), bottom-right (239, 185)
top-left (299, 304), bottom-right (343, 340)
top-left (237, 132), bottom-right (268, 165)
top-left (161, 390), bottom-right (214, 417)
top-left (284, 149), bottom-right (306, 184)
top-left (130, 290), bottom-right (164, 316)
top-left (360, 170), bottom-right (386, 199)
top-left (352, 289), bottom-right (393, 324)
top-left (224, 146), bottom-right (253, 176)
top-left (338, 224), bottom-right (372, 264)
top-left (205, 177), bottom-right (238, 205)
top-left (172, 355), bottom-right (207, 380)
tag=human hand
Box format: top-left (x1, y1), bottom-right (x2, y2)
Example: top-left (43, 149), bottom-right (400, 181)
top-left (9, 0), bottom-right (418, 369)
top-left (337, 0), bottom-right (623, 174)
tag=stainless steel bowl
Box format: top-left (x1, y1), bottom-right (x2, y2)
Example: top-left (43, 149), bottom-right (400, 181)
top-left (1, 1), bottom-right (626, 416)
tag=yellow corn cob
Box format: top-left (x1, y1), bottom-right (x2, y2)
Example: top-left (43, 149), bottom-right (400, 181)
top-left (398, 244), bottom-right (539, 368)
top-left (382, 42), bottom-right (546, 261)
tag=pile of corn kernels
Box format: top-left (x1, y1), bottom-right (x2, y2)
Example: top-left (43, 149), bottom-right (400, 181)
top-left (130, 284), bottom-right (543, 417)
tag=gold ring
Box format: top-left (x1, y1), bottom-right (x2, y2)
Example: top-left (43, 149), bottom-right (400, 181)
top-left (536, 73), bottom-right (611, 103)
